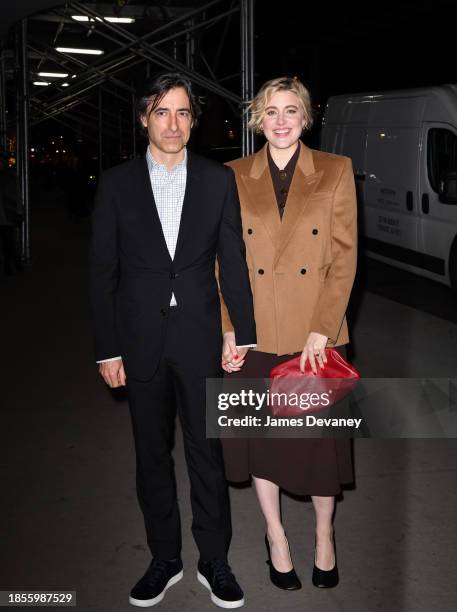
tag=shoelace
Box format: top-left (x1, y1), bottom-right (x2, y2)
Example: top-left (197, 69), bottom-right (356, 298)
top-left (146, 559), bottom-right (169, 584)
top-left (211, 559), bottom-right (235, 588)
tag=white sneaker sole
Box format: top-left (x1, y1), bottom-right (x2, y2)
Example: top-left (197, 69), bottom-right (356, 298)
top-left (129, 569), bottom-right (183, 607)
top-left (197, 571), bottom-right (245, 609)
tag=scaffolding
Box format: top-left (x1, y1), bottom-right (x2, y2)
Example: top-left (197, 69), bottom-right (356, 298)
top-left (0, 0), bottom-right (255, 264)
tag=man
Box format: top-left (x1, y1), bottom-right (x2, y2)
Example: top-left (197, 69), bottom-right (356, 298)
top-left (90, 72), bottom-right (256, 608)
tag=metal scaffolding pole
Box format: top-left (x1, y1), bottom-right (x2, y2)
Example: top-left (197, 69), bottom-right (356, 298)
top-left (98, 87), bottom-right (103, 175)
top-left (16, 19), bottom-right (31, 264)
top-left (131, 91), bottom-right (137, 159)
top-left (0, 51), bottom-right (7, 152)
top-left (68, 1), bottom-right (242, 105)
top-left (185, 19), bottom-right (196, 71)
top-left (118, 108), bottom-right (123, 160)
top-left (241, 0), bottom-right (254, 156)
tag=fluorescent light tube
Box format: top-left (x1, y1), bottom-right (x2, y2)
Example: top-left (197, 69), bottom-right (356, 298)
top-left (71, 15), bottom-right (135, 23)
top-left (105, 17), bottom-right (135, 23)
top-left (55, 47), bottom-right (104, 55)
top-left (38, 72), bottom-right (69, 78)
top-left (33, 81), bottom-right (50, 86)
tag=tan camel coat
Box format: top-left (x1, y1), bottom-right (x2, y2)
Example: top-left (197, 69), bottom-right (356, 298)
top-left (220, 141), bottom-right (357, 353)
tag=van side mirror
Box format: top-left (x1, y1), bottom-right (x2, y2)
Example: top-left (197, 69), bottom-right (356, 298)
top-left (439, 172), bottom-right (457, 204)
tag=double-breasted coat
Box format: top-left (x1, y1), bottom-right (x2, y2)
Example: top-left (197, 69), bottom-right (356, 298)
top-left (221, 141), bottom-right (357, 352)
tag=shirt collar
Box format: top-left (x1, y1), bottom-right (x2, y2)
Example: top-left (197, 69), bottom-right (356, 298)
top-left (267, 142), bottom-right (300, 176)
top-left (146, 145), bottom-right (187, 172)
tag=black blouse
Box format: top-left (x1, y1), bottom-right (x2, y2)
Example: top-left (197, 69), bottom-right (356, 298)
top-left (267, 143), bottom-right (300, 220)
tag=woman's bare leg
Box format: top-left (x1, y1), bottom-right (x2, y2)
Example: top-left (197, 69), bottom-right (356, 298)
top-left (253, 475), bottom-right (293, 572)
top-left (311, 495), bottom-right (335, 570)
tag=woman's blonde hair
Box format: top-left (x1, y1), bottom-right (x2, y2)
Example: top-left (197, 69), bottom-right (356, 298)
top-left (247, 76), bottom-right (313, 134)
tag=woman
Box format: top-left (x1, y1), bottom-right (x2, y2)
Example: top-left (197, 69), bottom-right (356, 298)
top-left (220, 77), bottom-right (357, 590)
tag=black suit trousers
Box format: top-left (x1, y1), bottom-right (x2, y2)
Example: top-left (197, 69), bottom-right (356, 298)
top-left (127, 307), bottom-right (231, 561)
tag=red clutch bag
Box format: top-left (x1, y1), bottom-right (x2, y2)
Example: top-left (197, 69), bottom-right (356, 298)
top-left (269, 349), bottom-right (360, 416)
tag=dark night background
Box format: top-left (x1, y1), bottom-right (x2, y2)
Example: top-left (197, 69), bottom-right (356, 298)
top-left (255, 0), bottom-right (457, 145)
top-left (256, 0), bottom-right (457, 96)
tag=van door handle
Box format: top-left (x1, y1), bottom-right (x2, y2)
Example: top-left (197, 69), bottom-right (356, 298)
top-left (421, 193), bottom-right (429, 214)
top-left (406, 190), bottom-right (413, 211)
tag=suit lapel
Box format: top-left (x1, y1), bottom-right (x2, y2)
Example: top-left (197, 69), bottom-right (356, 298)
top-left (274, 142), bottom-right (323, 264)
top-left (173, 150), bottom-right (200, 265)
top-left (241, 144), bottom-right (281, 248)
top-left (135, 156), bottom-right (172, 262)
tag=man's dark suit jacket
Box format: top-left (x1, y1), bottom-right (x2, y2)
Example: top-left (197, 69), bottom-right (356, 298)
top-left (90, 150), bottom-right (256, 381)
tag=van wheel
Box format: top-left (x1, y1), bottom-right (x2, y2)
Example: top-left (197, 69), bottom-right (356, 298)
top-left (450, 242), bottom-right (457, 293)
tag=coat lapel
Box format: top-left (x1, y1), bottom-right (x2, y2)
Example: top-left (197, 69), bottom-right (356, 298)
top-left (241, 144), bottom-right (281, 248)
top-left (135, 156), bottom-right (172, 262)
top-left (274, 142), bottom-right (323, 263)
top-left (173, 150), bottom-right (200, 265)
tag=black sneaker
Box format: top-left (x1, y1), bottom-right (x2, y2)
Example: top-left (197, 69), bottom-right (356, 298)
top-left (197, 559), bottom-right (245, 609)
top-left (129, 557), bottom-right (183, 607)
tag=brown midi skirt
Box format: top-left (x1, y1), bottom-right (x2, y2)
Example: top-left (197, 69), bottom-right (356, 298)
top-left (221, 349), bottom-right (354, 496)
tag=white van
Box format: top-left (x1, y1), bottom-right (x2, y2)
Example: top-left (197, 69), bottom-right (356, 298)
top-left (320, 85), bottom-right (457, 290)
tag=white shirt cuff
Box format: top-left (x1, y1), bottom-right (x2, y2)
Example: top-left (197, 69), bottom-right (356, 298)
top-left (236, 344), bottom-right (257, 348)
top-left (96, 356), bottom-right (122, 363)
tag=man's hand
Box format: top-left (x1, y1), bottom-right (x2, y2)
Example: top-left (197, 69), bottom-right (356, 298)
top-left (98, 358), bottom-right (127, 387)
top-left (222, 332), bottom-right (248, 373)
top-left (299, 332), bottom-right (328, 374)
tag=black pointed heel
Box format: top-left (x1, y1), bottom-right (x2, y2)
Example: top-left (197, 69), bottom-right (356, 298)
top-left (265, 534), bottom-right (302, 591)
top-left (312, 536), bottom-right (339, 588)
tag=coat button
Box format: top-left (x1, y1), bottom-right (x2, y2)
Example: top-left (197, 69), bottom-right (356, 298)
top-left (300, 268), bottom-right (306, 275)
top-left (312, 228), bottom-right (318, 235)
top-left (258, 269), bottom-right (264, 275)
top-left (170, 272), bottom-right (178, 279)
top-left (247, 228), bottom-right (253, 234)
top-left (160, 308), bottom-right (167, 316)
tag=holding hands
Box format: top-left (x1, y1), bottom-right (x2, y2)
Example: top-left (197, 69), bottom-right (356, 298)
top-left (222, 332), bottom-right (249, 373)
top-left (222, 331), bottom-right (328, 374)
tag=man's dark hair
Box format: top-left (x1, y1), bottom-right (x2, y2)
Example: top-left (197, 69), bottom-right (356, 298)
top-left (136, 72), bottom-right (202, 133)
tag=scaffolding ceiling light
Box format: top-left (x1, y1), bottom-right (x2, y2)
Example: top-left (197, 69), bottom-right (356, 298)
top-left (71, 15), bottom-right (135, 24)
top-left (38, 72), bottom-right (69, 78)
top-left (55, 47), bottom-right (104, 55)
top-left (33, 81), bottom-right (50, 86)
